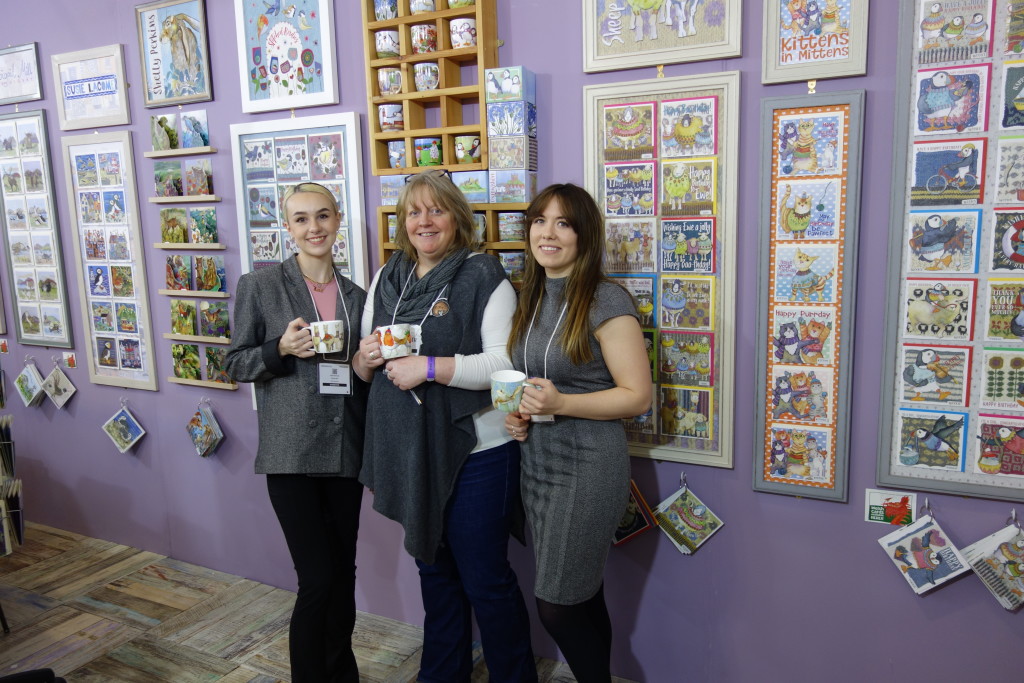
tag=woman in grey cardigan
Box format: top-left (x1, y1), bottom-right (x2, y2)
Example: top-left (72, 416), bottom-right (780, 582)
top-left (226, 183), bottom-right (367, 683)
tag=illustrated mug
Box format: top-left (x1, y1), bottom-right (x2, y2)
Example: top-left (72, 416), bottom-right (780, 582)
top-left (415, 137), bottom-right (443, 166)
top-left (410, 0), bottom-right (435, 13)
top-left (454, 135), bottom-right (479, 163)
top-left (450, 18), bottom-right (476, 48)
top-left (378, 103), bottom-right (404, 132)
top-left (448, 0), bottom-right (476, 7)
top-left (377, 67), bottom-right (402, 95)
top-left (375, 323), bottom-right (422, 359)
top-left (411, 24), bottom-right (438, 54)
top-left (308, 320), bottom-right (345, 354)
top-left (374, 0), bottom-right (398, 20)
top-left (374, 29), bottom-right (400, 58)
top-left (491, 370), bottom-right (527, 414)
top-left (387, 140), bottom-right (407, 169)
top-left (414, 62), bottom-right (440, 91)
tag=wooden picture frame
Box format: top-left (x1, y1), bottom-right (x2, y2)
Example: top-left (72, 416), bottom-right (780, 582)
top-left (51, 45), bottom-right (131, 131)
top-left (582, 0), bottom-right (742, 73)
top-left (0, 43), bottom-right (43, 105)
top-left (60, 132), bottom-right (157, 391)
top-left (583, 72), bottom-right (739, 468)
top-left (753, 91), bottom-right (865, 502)
top-left (762, 0), bottom-right (869, 84)
top-left (0, 110), bottom-right (74, 346)
top-left (233, 0), bottom-right (338, 113)
top-left (135, 0), bottom-right (213, 108)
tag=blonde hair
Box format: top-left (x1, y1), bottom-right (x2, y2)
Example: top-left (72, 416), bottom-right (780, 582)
top-left (394, 171), bottom-right (479, 260)
top-left (281, 182), bottom-right (339, 221)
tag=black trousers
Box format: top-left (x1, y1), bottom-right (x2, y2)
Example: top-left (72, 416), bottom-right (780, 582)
top-left (267, 474), bottom-right (363, 683)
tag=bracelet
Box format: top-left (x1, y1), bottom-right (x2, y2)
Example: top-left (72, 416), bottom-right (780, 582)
top-left (426, 356), bottom-right (436, 382)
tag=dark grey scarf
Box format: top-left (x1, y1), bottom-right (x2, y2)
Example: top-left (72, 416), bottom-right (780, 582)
top-left (377, 248), bottom-right (470, 324)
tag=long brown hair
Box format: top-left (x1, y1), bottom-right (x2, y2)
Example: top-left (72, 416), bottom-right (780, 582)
top-left (393, 171), bottom-right (479, 261)
top-left (508, 183), bottom-right (608, 366)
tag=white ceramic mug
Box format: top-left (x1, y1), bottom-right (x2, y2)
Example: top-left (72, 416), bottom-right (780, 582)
top-left (411, 24), bottom-right (438, 53)
top-left (491, 370), bottom-right (527, 413)
top-left (410, 0), bottom-right (436, 13)
top-left (414, 62), bottom-right (440, 91)
top-left (378, 67), bottom-right (402, 95)
top-left (378, 103), bottom-right (404, 132)
top-left (450, 18), bottom-right (476, 48)
top-left (374, 30), bottom-right (400, 58)
top-left (375, 323), bottom-right (422, 359)
top-left (308, 320), bottom-right (345, 354)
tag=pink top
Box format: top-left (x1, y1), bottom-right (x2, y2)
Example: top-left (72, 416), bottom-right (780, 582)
top-left (305, 280), bottom-right (338, 321)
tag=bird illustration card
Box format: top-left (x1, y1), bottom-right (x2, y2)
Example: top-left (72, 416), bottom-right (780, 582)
top-left (74, 153), bottom-right (98, 187)
top-left (659, 386), bottom-right (713, 440)
top-left (1001, 62), bottom-right (1024, 131)
top-left (605, 218), bottom-right (656, 273)
top-left (660, 218), bottom-right (715, 273)
top-left (95, 336), bottom-right (117, 368)
top-left (118, 338), bottom-right (142, 370)
top-left (896, 407), bottom-right (968, 470)
top-left (246, 184), bottom-right (279, 227)
top-left (87, 265), bottom-right (111, 297)
top-left (773, 243), bottom-right (838, 304)
top-left (986, 278), bottom-right (1024, 341)
top-left (5, 197), bottom-right (27, 230)
top-left (107, 228), bottom-right (130, 261)
top-left (909, 137), bottom-right (986, 206)
top-left (274, 136), bottom-right (310, 181)
top-left (764, 423), bottom-right (833, 485)
top-left (97, 151), bottom-right (122, 186)
top-left (769, 364), bottom-right (835, 426)
top-left (912, 63), bottom-right (991, 137)
top-left (613, 480), bottom-right (657, 547)
top-left (35, 270), bottom-right (58, 302)
top-left (660, 157), bottom-right (716, 217)
top-left (770, 304), bottom-right (837, 367)
top-left (624, 385), bottom-right (657, 439)
top-left (170, 298), bottom-right (197, 336)
top-left (206, 347), bottom-right (232, 383)
top-left (172, 343), bottom-right (201, 381)
top-left (165, 254), bottom-right (191, 291)
top-left (602, 102), bottom-right (656, 161)
top-left (17, 304), bottom-right (40, 337)
top-left (906, 208), bottom-right (980, 273)
top-left (864, 489), bottom-right (917, 526)
top-left (8, 232), bottom-right (32, 266)
top-left (242, 139), bottom-right (274, 183)
top-left (900, 343), bottom-right (971, 407)
top-left (990, 209), bottom-right (1024, 271)
top-left (41, 365), bottom-right (75, 410)
top-left (31, 234), bottom-right (54, 266)
top-left (160, 207), bottom-right (188, 243)
top-left (13, 269), bottom-right (35, 302)
top-left (654, 484), bottom-right (722, 554)
top-left (917, 0), bottom-right (993, 64)
top-left (878, 514), bottom-right (970, 594)
top-left (14, 362), bottom-right (45, 407)
top-left (199, 301), bottom-right (230, 339)
top-left (658, 331), bottom-right (713, 388)
top-left (996, 136), bottom-right (1024, 203)
top-left (91, 301), bottom-right (114, 333)
top-left (184, 160), bottom-right (212, 196)
top-left (961, 523), bottom-right (1024, 610)
top-left (774, 107), bottom-right (846, 178)
top-left (111, 266), bottom-right (135, 298)
top-left (603, 161), bottom-right (656, 217)
top-left (981, 348), bottom-right (1024, 411)
top-left (903, 277), bottom-right (977, 341)
top-left (26, 196), bottom-right (48, 229)
top-left (116, 303), bottom-right (138, 334)
top-left (774, 178), bottom-right (843, 241)
top-left (975, 413), bottom-right (1024, 477)
top-left (660, 275), bottom-right (714, 330)
top-left (249, 229), bottom-right (282, 268)
top-left (659, 95), bottom-right (717, 159)
top-left (102, 406), bottom-right (146, 454)
top-left (78, 191), bottom-right (102, 224)
top-left (608, 276), bottom-right (656, 329)
top-left (308, 133), bottom-right (344, 180)
top-left (40, 305), bottom-right (66, 340)
top-left (193, 255), bottom-right (226, 293)
top-left (180, 110), bottom-right (210, 149)
top-left (150, 113), bottom-right (178, 151)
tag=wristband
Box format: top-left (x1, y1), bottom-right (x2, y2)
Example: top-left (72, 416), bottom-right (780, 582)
top-left (426, 356), bottom-right (436, 381)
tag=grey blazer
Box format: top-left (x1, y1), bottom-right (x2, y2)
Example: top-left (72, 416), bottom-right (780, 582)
top-left (225, 255), bottom-right (368, 475)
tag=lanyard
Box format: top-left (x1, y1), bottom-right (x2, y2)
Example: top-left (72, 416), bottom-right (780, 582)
top-left (391, 268), bottom-right (449, 328)
top-left (302, 271), bottom-right (351, 363)
top-left (523, 298), bottom-right (568, 381)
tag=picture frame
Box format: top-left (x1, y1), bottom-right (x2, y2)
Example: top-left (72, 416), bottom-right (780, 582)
top-left (60, 131), bottom-right (157, 391)
top-left (0, 43), bottom-right (43, 105)
top-left (0, 109), bottom-right (74, 347)
top-left (232, 0), bottom-right (338, 113)
top-left (582, 0), bottom-right (742, 73)
top-left (135, 0), bottom-right (213, 108)
top-left (753, 91), bottom-right (866, 503)
top-left (583, 72), bottom-right (739, 468)
top-left (762, 0), bottom-right (869, 84)
top-left (50, 44), bottom-right (131, 131)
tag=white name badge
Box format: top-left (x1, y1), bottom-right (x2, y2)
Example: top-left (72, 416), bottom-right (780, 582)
top-left (319, 363), bottom-right (352, 395)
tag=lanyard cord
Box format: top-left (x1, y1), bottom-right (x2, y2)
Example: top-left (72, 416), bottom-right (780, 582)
top-left (302, 270), bottom-right (351, 363)
top-left (523, 296), bottom-right (568, 381)
top-left (392, 268), bottom-right (449, 329)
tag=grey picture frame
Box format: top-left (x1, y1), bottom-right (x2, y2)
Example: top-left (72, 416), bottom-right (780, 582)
top-left (0, 43), bottom-right (43, 105)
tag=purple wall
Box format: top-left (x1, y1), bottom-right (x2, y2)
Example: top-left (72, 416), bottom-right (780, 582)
top-left (2, 2), bottom-right (1020, 681)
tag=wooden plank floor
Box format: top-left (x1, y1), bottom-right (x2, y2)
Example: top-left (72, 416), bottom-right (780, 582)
top-left (0, 523), bottom-right (636, 682)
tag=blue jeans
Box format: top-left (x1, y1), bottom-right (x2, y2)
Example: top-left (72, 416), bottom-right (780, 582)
top-left (416, 441), bottom-right (537, 683)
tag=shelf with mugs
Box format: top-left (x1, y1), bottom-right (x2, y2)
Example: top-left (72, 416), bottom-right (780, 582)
top-left (144, 146), bottom-right (217, 159)
top-left (166, 376), bottom-right (238, 391)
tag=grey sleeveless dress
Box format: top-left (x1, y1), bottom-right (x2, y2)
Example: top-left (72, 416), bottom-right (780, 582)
top-left (512, 278), bottom-right (636, 604)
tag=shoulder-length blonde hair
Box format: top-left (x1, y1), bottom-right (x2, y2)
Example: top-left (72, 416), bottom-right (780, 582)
top-left (508, 183), bottom-right (608, 366)
top-left (394, 171), bottom-right (479, 261)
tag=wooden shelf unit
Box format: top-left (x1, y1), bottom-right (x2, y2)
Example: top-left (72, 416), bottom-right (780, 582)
top-left (376, 203), bottom-right (528, 263)
top-left (362, 0), bottom-right (497, 176)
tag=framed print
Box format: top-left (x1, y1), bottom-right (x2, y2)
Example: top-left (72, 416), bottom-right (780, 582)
top-left (233, 0), bottom-right (338, 113)
top-left (51, 45), bottom-right (130, 131)
top-left (584, 72), bottom-right (739, 468)
top-left (230, 112), bottom-right (368, 288)
top-left (0, 43), bottom-right (43, 105)
top-left (755, 91), bottom-right (865, 502)
top-left (0, 110), bottom-right (73, 346)
top-left (61, 132), bottom-right (157, 391)
top-left (762, 0), bottom-right (869, 84)
top-left (135, 0), bottom-right (213, 108)
top-left (582, 0), bottom-right (741, 73)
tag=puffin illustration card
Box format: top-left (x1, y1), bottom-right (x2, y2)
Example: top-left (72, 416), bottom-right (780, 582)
top-left (912, 63), bottom-right (991, 137)
top-left (763, 423), bottom-right (834, 486)
top-left (774, 108), bottom-right (846, 178)
top-left (659, 275), bottom-right (714, 331)
top-left (603, 161), bottom-right (656, 217)
top-left (658, 386), bottom-right (714, 440)
top-left (5, 197), bottom-right (27, 230)
top-left (660, 157), bottom-right (716, 217)
top-left (658, 96), bottom-right (717, 159)
top-left (877, 515), bottom-right (970, 595)
top-left (87, 265), bottom-right (112, 297)
top-left (1000, 61), bottom-right (1024, 131)
top-left (103, 190), bottom-right (126, 223)
top-left (660, 218), bottom-right (715, 273)
top-left (768, 364), bottom-right (835, 426)
top-left (602, 101), bottom-right (656, 161)
top-left (773, 243), bottom-right (838, 304)
top-left (900, 343), bottom-right (972, 407)
top-left (981, 347), bottom-right (1024, 412)
top-left (975, 413), bottom-right (1024, 477)
top-left (95, 336), bottom-right (117, 368)
top-left (917, 0), bottom-right (993, 64)
top-left (31, 234), bottom-right (54, 266)
top-left (990, 209), bottom-right (1024, 271)
top-left (273, 136), bottom-right (310, 181)
top-left (906, 209), bottom-right (981, 273)
top-left (996, 136), bottom-right (1024, 204)
top-left (774, 178), bottom-right (843, 241)
top-left (961, 523), bottom-right (1024, 610)
top-left (604, 218), bottom-right (656, 273)
top-left (896, 407), bottom-right (968, 471)
top-left (903, 277), bottom-right (977, 341)
top-left (770, 304), bottom-right (837, 366)
top-left (102, 406), bottom-right (146, 454)
top-left (608, 276), bottom-right (656, 329)
top-left (986, 278), bottom-right (1024, 341)
top-left (658, 330), bottom-right (714, 388)
top-left (909, 137), bottom-right (986, 206)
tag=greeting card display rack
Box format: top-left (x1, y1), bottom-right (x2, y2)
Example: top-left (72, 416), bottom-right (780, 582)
top-left (145, 145), bottom-right (221, 204)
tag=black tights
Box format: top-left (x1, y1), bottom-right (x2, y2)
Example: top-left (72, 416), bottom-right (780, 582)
top-left (535, 585), bottom-right (613, 683)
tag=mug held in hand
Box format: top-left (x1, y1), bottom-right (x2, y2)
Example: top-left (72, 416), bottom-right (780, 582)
top-left (375, 323), bottom-right (422, 359)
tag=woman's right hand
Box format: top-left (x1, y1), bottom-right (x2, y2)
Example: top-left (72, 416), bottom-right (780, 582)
top-left (505, 411), bottom-right (530, 442)
top-left (278, 318), bottom-right (314, 358)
